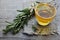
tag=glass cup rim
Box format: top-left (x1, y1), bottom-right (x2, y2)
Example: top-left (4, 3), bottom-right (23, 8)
top-left (35, 3), bottom-right (56, 19)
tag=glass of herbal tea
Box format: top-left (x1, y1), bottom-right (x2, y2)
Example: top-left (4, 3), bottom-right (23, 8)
top-left (34, 3), bottom-right (56, 26)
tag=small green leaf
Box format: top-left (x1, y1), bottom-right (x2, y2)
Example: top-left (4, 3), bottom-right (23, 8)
top-left (32, 25), bottom-right (37, 32)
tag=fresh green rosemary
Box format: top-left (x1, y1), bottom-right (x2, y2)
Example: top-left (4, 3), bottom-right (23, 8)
top-left (3, 8), bottom-right (35, 34)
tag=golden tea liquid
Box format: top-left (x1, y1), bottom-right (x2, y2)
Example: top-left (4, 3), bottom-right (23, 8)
top-left (35, 3), bottom-right (56, 26)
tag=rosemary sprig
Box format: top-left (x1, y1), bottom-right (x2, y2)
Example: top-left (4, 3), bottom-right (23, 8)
top-left (3, 8), bottom-right (35, 34)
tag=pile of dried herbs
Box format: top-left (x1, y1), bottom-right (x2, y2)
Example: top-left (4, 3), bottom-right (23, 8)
top-left (3, 8), bottom-right (35, 35)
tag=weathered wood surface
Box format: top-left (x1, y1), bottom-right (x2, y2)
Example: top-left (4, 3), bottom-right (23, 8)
top-left (0, 0), bottom-right (60, 40)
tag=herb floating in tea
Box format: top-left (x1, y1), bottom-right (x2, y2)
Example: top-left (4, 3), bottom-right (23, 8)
top-left (3, 8), bottom-right (35, 34)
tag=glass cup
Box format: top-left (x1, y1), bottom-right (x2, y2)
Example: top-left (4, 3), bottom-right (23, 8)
top-left (35, 3), bottom-right (56, 26)
top-left (34, 0), bottom-right (58, 26)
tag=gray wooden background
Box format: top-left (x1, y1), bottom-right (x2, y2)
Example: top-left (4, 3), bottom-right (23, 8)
top-left (0, 0), bottom-right (60, 40)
